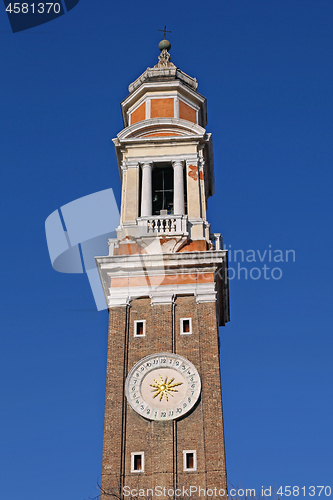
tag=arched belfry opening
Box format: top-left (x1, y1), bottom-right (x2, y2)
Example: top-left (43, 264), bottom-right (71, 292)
top-left (139, 161), bottom-right (187, 217)
top-left (152, 163), bottom-right (174, 215)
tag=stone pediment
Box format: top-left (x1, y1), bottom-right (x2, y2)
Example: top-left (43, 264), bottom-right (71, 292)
top-left (116, 118), bottom-right (207, 142)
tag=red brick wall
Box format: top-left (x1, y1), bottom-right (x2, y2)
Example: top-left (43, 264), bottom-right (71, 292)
top-left (179, 100), bottom-right (197, 124)
top-left (151, 98), bottom-right (174, 118)
top-left (101, 306), bottom-right (128, 497)
top-left (101, 296), bottom-right (227, 499)
top-left (131, 102), bottom-right (145, 124)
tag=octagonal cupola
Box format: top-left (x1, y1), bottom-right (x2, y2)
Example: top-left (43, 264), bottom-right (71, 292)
top-left (120, 42), bottom-right (207, 131)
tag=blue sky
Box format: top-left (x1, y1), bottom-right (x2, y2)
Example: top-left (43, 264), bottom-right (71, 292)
top-left (1, 1), bottom-right (332, 499)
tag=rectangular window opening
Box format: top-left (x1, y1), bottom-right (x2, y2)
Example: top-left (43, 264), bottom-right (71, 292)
top-left (134, 454), bottom-right (142, 471)
top-left (134, 320), bottom-right (146, 337)
top-left (183, 450), bottom-right (196, 471)
top-left (131, 452), bottom-right (144, 473)
top-left (183, 319), bottom-right (190, 333)
top-left (186, 453), bottom-right (194, 469)
top-left (152, 164), bottom-right (174, 215)
top-left (180, 318), bottom-right (192, 335)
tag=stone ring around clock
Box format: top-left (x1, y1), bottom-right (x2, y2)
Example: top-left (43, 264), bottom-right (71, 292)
top-left (125, 352), bottom-right (201, 421)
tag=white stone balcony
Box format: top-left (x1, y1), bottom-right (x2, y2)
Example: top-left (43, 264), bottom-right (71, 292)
top-left (137, 214), bottom-right (188, 236)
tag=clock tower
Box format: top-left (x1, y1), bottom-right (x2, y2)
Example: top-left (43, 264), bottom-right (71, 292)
top-left (95, 39), bottom-right (230, 499)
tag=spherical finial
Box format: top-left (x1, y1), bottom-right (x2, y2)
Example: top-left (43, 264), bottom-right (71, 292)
top-left (159, 39), bottom-right (171, 52)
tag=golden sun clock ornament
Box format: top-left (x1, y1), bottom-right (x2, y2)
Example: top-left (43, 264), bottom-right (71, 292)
top-left (150, 375), bottom-right (183, 401)
top-left (125, 353), bottom-right (201, 421)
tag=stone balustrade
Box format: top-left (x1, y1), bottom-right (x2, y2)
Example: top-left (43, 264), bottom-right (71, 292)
top-left (137, 215), bottom-right (188, 235)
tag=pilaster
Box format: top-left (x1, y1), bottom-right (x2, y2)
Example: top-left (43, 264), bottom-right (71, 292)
top-left (122, 161), bottom-right (140, 223)
top-left (186, 159), bottom-right (201, 219)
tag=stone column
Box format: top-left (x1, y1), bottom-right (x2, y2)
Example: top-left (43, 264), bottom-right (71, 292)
top-left (172, 160), bottom-right (185, 215)
top-left (140, 162), bottom-right (153, 216)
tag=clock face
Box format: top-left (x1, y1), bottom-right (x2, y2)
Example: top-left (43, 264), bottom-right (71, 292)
top-left (125, 353), bottom-right (201, 421)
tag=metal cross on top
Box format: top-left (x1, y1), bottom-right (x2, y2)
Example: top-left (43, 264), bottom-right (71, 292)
top-left (158, 25), bottom-right (171, 39)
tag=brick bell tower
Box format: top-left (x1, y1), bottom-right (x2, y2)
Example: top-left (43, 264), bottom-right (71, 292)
top-left (95, 39), bottom-right (230, 499)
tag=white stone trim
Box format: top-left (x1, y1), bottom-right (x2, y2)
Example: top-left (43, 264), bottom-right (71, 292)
top-left (174, 97), bottom-right (179, 119)
top-left (128, 97), bottom-right (147, 125)
top-left (128, 92), bottom-right (177, 117)
top-left (128, 69), bottom-right (198, 93)
top-left (136, 214), bottom-right (188, 237)
top-left (96, 249), bottom-right (227, 271)
top-left (106, 283), bottom-right (217, 308)
top-left (180, 317), bottom-right (192, 335)
top-left (145, 99), bottom-right (151, 119)
top-left (117, 118), bottom-right (206, 141)
top-left (124, 80), bottom-right (202, 108)
top-left (150, 293), bottom-right (175, 306)
top-left (178, 95), bottom-right (200, 112)
top-left (127, 91), bottom-right (178, 114)
top-left (120, 160), bottom-right (128, 172)
top-left (125, 161), bottom-right (140, 169)
top-left (134, 127), bottom-right (182, 138)
top-left (127, 92), bottom-right (180, 123)
top-left (149, 93), bottom-right (176, 100)
top-left (96, 250), bottom-right (227, 308)
top-left (121, 153), bottom-right (200, 167)
top-left (108, 295), bottom-right (130, 307)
